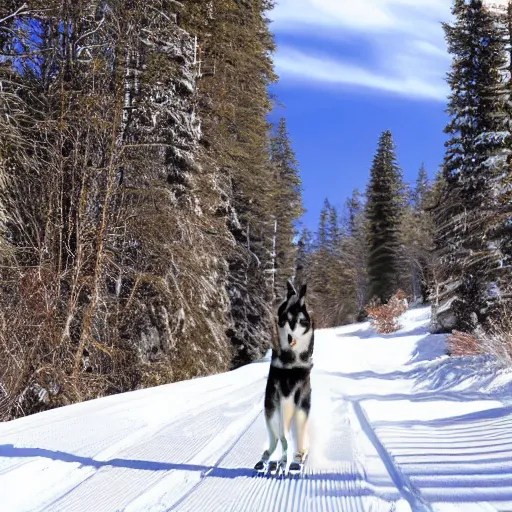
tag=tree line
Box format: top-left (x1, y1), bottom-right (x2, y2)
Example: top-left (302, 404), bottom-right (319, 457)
top-left (296, 132), bottom-right (435, 328)
top-left (300, 0), bottom-right (512, 357)
top-left (1, 0), bottom-right (511, 420)
top-left (0, 0), bottom-right (302, 419)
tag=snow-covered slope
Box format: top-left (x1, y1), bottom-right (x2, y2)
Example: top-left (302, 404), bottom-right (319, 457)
top-left (1, 307), bottom-right (512, 512)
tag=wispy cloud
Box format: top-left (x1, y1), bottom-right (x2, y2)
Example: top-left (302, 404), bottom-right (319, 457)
top-left (271, 0), bottom-right (448, 34)
top-left (270, 0), bottom-right (454, 101)
top-left (275, 46), bottom-right (449, 101)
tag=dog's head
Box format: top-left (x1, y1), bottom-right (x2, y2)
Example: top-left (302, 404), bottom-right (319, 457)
top-left (277, 280), bottom-right (312, 336)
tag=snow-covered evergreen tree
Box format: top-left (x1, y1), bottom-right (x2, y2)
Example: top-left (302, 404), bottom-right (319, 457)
top-left (412, 164), bottom-right (430, 210)
top-left (294, 227), bottom-right (313, 288)
top-left (433, 0), bottom-right (512, 332)
top-left (344, 189), bottom-right (368, 315)
top-left (269, 118), bottom-right (304, 300)
top-left (400, 165), bottom-right (434, 303)
top-left (365, 130), bottom-right (405, 303)
top-left (303, 199), bottom-right (358, 327)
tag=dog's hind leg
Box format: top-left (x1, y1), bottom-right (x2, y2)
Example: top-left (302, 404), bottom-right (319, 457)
top-left (263, 411), bottom-right (279, 461)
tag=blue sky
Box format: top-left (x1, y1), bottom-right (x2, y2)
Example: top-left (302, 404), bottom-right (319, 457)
top-left (267, 0), bottom-right (458, 232)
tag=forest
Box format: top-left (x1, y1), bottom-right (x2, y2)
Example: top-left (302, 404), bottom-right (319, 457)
top-left (0, 0), bottom-right (511, 420)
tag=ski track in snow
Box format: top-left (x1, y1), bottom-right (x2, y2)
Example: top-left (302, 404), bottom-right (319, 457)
top-left (1, 307), bottom-right (512, 512)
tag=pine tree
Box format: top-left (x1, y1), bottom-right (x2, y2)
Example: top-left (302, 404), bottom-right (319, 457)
top-left (317, 198), bottom-right (331, 250)
top-left (295, 227), bottom-right (313, 289)
top-left (181, 0), bottom-right (280, 367)
top-left (400, 165), bottom-right (434, 303)
top-left (412, 164), bottom-right (430, 210)
top-left (308, 199), bottom-right (337, 326)
top-left (269, 118), bottom-right (304, 300)
top-left (433, 0), bottom-right (512, 332)
top-left (327, 203), bottom-right (341, 252)
top-left (305, 199), bottom-right (361, 327)
top-left (347, 189), bottom-right (364, 236)
top-left (365, 130), bottom-right (405, 303)
top-left (343, 189), bottom-right (368, 314)
top-left (495, 1), bottom-right (512, 311)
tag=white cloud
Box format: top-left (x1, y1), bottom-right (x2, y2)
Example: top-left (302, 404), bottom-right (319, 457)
top-left (270, 0), bottom-right (454, 101)
top-left (271, 0), bottom-right (448, 34)
top-left (275, 46), bottom-right (449, 101)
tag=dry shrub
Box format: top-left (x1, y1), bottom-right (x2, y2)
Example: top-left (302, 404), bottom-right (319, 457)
top-left (480, 310), bottom-right (512, 366)
top-left (447, 330), bottom-right (481, 356)
top-left (365, 290), bottom-right (409, 334)
top-left (446, 308), bottom-right (512, 365)
top-left (0, 266), bottom-right (62, 420)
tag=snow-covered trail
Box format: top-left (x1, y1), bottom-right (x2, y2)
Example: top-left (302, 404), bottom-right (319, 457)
top-left (1, 307), bottom-right (512, 512)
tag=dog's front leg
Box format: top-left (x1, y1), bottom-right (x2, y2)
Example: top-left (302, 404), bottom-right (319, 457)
top-left (262, 411), bottom-right (279, 462)
top-left (255, 388), bottom-right (280, 473)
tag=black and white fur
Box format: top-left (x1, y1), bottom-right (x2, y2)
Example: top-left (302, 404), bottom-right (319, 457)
top-left (256, 280), bottom-right (314, 474)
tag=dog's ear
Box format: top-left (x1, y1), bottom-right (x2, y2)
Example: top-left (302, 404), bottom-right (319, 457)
top-left (286, 279), bottom-right (297, 299)
top-left (299, 283), bottom-right (307, 306)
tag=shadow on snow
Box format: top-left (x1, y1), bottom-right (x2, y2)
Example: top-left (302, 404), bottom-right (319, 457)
top-left (325, 325), bottom-right (512, 504)
top-left (0, 443), bottom-right (385, 501)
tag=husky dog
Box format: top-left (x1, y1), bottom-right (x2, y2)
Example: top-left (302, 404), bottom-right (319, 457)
top-left (254, 280), bottom-right (314, 475)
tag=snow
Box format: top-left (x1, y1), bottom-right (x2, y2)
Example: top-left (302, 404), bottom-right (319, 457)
top-left (1, 306), bottom-right (512, 511)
